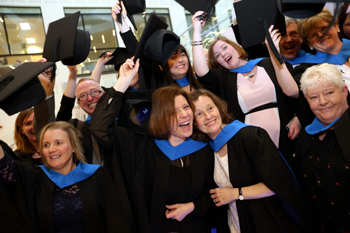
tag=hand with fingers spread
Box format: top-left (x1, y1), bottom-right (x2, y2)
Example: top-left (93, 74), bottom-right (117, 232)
top-left (37, 57), bottom-right (55, 98)
top-left (165, 202), bottom-right (194, 222)
top-left (210, 187), bottom-right (236, 207)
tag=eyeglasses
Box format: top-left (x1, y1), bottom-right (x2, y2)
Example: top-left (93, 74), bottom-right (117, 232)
top-left (280, 33), bottom-right (300, 41)
top-left (77, 90), bottom-right (103, 101)
top-left (307, 24), bottom-right (332, 42)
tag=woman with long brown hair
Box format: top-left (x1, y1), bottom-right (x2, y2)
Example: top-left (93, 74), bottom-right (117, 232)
top-left (13, 108), bottom-right (41, 165)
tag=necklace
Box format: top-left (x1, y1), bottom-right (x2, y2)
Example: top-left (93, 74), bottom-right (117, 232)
top-left (244, 72), bottom-right (255, 80)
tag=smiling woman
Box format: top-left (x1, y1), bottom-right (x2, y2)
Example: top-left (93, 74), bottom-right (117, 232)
top-left (90, 83), bottom-right (215, 233)
top-left (12, 108), bottom-right (42, 165)
top-left (189, 89), bottom-right (306, 233)
top-left (0, 121), bottom-right (132, 232)
top-left (192, 10), bottom-right (299, 162)
top-left (295, 63), bottom-right (350, 232)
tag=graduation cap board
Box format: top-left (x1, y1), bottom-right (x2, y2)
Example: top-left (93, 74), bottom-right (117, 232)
top-left (235, 0), bottom-right (286, 64)
top-left (117, 0), bottom-right (146, 30)
top-left (174, 0), bottom-right (218, 20)
top-left (132, 13), bottom-right (180, 90)
top-left (43, 12), bottom-right (91, 65)
top-left (99, 47), bottom-right (131, 71)
top-left (0, 62), bottom-right (55, 115)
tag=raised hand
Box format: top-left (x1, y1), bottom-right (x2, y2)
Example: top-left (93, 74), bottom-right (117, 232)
top-left (37, 57), bottom-right (55, 97)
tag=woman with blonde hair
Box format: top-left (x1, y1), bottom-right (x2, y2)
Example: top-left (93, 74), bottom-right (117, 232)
top-left (0, 120), bottom-right (132, 232)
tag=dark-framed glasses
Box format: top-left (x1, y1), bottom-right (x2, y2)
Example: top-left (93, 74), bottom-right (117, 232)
top-left (307, 24), bottom-right (332, 42)
top-left (78, 90), bottom-right (103, 101)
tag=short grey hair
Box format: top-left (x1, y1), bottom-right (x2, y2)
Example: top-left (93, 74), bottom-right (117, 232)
top-left (285, 17), bottom-right (298, 27)
top-left (300, 63), bottom-right (345, 96)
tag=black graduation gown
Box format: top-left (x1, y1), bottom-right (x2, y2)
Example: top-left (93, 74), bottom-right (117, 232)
top-left (197, 58), bottom-right (296, 162)
top-left (214, 126), bottom-right (305, 233)
top-left (294, 108), bottom-right (350, 232)
top-left (0, 140), bottom-right (32, 233)
top-left (0, 157), bottom-right (132, 233)
top-left (90, 88), bottom-right (215, 233)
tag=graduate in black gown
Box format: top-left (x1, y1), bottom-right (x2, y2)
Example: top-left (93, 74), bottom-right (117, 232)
top-left (0, 121), bottom-right (132, 233)
top-left (295, 63), bottom-right (350, 232)
top-left (191, 11), bottom-right (300, 163)
top-left (189, 89), bottom-right (306, 233)
top-left (90, 59), bottom-right (215, 233)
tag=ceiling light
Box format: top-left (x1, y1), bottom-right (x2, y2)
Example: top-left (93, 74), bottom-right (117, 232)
top-left (102, 35), bottom-right (105, 43)
top-left (20, 23), bottom-right (31, 30)
top-left (0, 18), bottom-right (3, 23)
top-left (26, 38), bottom-right (35, 44)
top-left (90, 35), bottom-right (93, 40)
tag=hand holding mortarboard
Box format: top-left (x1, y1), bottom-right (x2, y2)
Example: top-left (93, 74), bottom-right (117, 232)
top-left (114, 0), bottom-right (145, 31)
top-left (113, 58), bottom-right (140, 93)
top-left (191, 11), bottom-right (209, 78)
top-left (192, 11), bottom-right (207, 36)
top-left (265, 25), bottom-right (281, 55)
top-left (36, 58), bottom-right (55, 98)
top-left (112, 1), bottom-right (129, 33)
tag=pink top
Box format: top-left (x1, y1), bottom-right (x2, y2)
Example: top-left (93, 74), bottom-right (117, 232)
top-left (237, 66), bottom-right (280, 147)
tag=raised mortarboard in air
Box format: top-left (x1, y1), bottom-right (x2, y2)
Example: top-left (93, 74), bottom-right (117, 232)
top-left (276, 0), bottom-right (325, 18)
top-left (99, 47), bottom-right (131, 71)
top-left (0, 62), bottom-right (55, 115)
top-left (133, 13), bottom-right (180, 89)
top-left (116, 0), bottom-right (146, 31)
top-left (174, 0), bottom-right (218, 21)
top-left (235, 0), bottom-right (286, 64)
top-left (43, 12), bottom-right (91, 66)
top-left (143, 29), bottom-right (180, 66)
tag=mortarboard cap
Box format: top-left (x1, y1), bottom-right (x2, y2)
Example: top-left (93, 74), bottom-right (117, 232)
top-left (174, 0), bottom-right (218, 21)
top-left (100, 47), bottom-right (131, 71)
top-left (143, 29), bottom-right (180, 66)
top-left (235, 0), bottom-right (286, 49)
top-left (0, 62), bottom-right (55, 115)
top-left (43, 12), bottom-right (91, 65)
top-left (117, 0), bottom-right (146, 31)
top-left (276, 0), bottom-right (325, 18)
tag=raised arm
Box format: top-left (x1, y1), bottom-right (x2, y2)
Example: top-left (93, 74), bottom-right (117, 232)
top-left (64, 65), bottom-right (78, 98)
top-left (90, 58), bottom-right (140, 149)
top-left (112, 1), bottom-right (130, 33)
top-left (192, 11), bottom-right (210, 77)
top-left (34, 58), bottom-right (55, 139)
top-left (266, 25), bottom-right (299, 98)
top-left (56, 65), bottom-right (79, 121)
top-left (90, 52), bottom-right (113, 83)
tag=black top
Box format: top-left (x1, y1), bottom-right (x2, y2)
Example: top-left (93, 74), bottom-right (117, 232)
top-left (90, 88), bottom-right (215, 233)
top-left (295, 109), bottom-right (350, 232)
top-left (0, 153), bottom-right (132, 233)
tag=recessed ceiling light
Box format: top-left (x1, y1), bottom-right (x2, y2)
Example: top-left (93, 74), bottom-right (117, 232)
top-left (20, 23), bottom-right (31, 30)
top-left (26, 38), bottom-right (35, 44)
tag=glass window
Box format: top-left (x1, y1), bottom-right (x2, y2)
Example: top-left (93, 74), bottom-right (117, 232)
top-left (0, 7), bottom-right (45, 76)
top-left (133, 9), bottom-right (172, 40)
